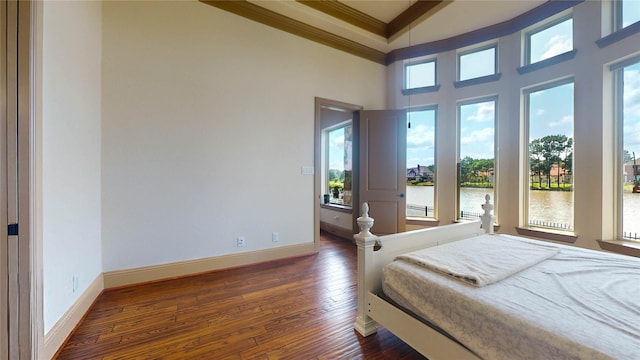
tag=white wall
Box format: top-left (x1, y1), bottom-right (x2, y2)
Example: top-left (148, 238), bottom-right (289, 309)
top-left (101, 1), bottom-right (386, 271)
top-left (42, 1), bottom-right (103, 333)
top-left (387, 1), bottom-right (640, 250)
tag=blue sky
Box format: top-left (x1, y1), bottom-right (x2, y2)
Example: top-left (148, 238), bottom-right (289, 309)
top-left (406, 110), bottom-right (435, 169)
top-left (624, 62), bottom-right (640, 158)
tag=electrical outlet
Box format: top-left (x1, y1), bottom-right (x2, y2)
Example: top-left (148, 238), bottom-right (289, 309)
top-left (237, 236), bottom-right (245, 247)
top-left (272, 232), bottom-right (279, 242)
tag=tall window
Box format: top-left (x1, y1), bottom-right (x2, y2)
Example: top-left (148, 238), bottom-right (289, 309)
top-left (616, 59), bottom-right (640, 240)
top-left (458, 99), bottom-right (496, 220)
top-left (525, 80), bottom-right (574, 231)
top-left (615, 0), bottom-right (640, 30)
top-left (325, 123), bottom-right (352, 207)
top-left (526, 16), bottom-right (573, 65)
top-left (406, 108), bottom-right (436, 217)
top-left (405, 59), bottom-right (436, 90)
top-left (458, 45), bottom-right (497, 81)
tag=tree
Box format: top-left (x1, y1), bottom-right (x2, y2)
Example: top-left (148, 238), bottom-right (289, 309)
top-left (459, 156), bottom-right (474, 183)
top-left (529, 135), bottom-right (573, 188)
top-left (529, 139), bottom-right (546, 187)
top-left (623, 149), bottom-right (634, 163)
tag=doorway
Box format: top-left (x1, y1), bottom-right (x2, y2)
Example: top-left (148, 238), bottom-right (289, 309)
top-left (314, 98), bottom-right (362, 249)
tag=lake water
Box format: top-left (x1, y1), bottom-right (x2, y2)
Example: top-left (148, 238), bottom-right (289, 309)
top-left (406, 186), bottom-right (640, 235)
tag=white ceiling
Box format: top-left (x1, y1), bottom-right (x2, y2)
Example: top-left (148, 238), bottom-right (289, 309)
top-left (248, 0), bottom-right (547, 53)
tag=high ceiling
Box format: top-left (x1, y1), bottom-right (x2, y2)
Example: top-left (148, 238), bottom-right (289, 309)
top-left (202, 0), bottom-right (547, 64)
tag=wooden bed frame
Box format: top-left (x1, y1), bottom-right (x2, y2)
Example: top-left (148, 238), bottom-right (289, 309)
top-left (353, 199), bottom-right (495, 360)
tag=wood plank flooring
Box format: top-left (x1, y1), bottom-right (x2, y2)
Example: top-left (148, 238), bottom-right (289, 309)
top-left (54, 232), bottom-right (427, 359)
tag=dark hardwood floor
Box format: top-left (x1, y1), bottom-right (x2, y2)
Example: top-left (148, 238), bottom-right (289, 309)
top-left (54, 231), bottom-right (426, 359)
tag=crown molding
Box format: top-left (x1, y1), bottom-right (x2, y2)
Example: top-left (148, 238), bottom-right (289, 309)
top-left (298, 0), bottom-right (387, 38)
top-left (201, 0), bottom-right (387, 65)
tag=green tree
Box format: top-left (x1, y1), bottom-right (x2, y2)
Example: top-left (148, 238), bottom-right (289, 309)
top-left (459, 156), bottom-right (474, 183)
top-left (529, 139), bottom-right (546, 187)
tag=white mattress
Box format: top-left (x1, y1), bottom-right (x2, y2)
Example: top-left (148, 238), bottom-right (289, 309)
top-left (382, 235), bottom-right (640, 360)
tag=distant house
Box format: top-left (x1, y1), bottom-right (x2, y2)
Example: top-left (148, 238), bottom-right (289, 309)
top-left (624, 158), bottom-right (640, 183)
top-left (407, 164), bottom-right (434, 181)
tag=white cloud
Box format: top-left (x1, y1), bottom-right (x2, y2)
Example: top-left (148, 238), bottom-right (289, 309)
top-left (538, 34), bottom-right (572, 62)
top-left (461, 127), bottom-right (494, 145)
top-left (549, 115), bottom-right (573, 127)
top-left (466, 102), bottom-right (495, 122)
top-left (536, 109), bottom-right (545, 116)
top-left (407, 124), bottom-right (435, 149)
top-left (624, 69), bottom-right (640, 120)
top-left (624, 120), bottom-right (640, 150)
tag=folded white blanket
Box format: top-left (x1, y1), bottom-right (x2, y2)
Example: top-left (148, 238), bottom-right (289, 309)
top-left (396, 234), bottom-right (559, 286)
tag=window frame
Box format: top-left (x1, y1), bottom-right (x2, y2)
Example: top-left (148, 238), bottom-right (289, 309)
top-left (456, 96), bottom-right (498, 223)
top-left (611, 55), bottom-right (640, 241)
top-left (524, 14), bottom-right (574, 66)
top-left (403, 58), bottom-right (439, 95)
top-left (522, 77), bottom-right (575, 234)
top-left (405, 105), bottom-right (439, 220)
top-left (323, 121), bottom-right (353, 209)
top-left (457, 44), bottom-right (498, 83)
top-left (614, 0), bottom-right (640, 31)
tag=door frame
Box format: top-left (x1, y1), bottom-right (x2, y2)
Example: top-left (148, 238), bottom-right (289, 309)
top-left (314, 97), bottom-right (362, 250)
top-left (1, 0), bottom-right (41, 358)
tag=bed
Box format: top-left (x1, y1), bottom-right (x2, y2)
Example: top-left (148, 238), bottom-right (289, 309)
top-left (353, 198), bottom-right (640, 360)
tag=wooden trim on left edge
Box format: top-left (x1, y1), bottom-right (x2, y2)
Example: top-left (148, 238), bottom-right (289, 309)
top-left (200, 0), bottom-right (386, 65)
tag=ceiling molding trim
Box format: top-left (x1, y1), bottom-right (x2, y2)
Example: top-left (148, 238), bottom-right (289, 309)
top-left (201, 0), bottom-right (387, 65)
top-left (386, 0), bottom-right (584, 65)
top-left (297, 0), bottom-right (387, 38)
top-left (387, 0), bottom-right (447, 38)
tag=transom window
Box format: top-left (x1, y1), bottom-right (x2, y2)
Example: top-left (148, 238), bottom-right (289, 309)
top-left (615, 0), bottom-right (640, 30)
top-left (458, 45), bottom-right (497, 82)
top-left (405, 59), bottom-right (436, 90)
top-left (525, 16), bottom-right (573, 65)
top-left (525, 79), bottom-right (574, 231)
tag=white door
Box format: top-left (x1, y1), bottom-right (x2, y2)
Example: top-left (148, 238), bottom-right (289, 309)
top-left (358, 110), bottom-right (407, 235)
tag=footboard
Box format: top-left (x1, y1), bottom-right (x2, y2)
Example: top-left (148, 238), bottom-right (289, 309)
top-left (353, 202), bottom-right (487, 359)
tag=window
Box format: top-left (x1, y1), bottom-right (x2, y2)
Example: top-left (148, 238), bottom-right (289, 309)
top-left (325, 123), bottom-right (352, 207)
top-left (525, 79), bottom-right (574, 231)
top-left (525, 16), bottom-right (573, 65)
top-left (615, 0), bottom-right (640, 30)
top-left (616, 59), bottom-right (640, 240)
top-left (458, 46), bottom-right (497, 82)
top-left (406, 108), bottom-right (436, 218)
top-left (458, 99), bottom-right (496, 220)
top-left (405, 59), bottom-right (436, 90)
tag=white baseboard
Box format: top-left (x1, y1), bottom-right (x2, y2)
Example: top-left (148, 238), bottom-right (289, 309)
top-left (42, 274), bottom-right (104, 360)
top-left (42, 244), bottom-right (316, 359)
top-left (103, 243), bottom-right (316, 289)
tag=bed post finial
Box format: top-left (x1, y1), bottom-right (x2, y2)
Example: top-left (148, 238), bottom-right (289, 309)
top-left (356, 202), bottom-right (374, 237)
top-left (480, 194), bottom-right (495, 234)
